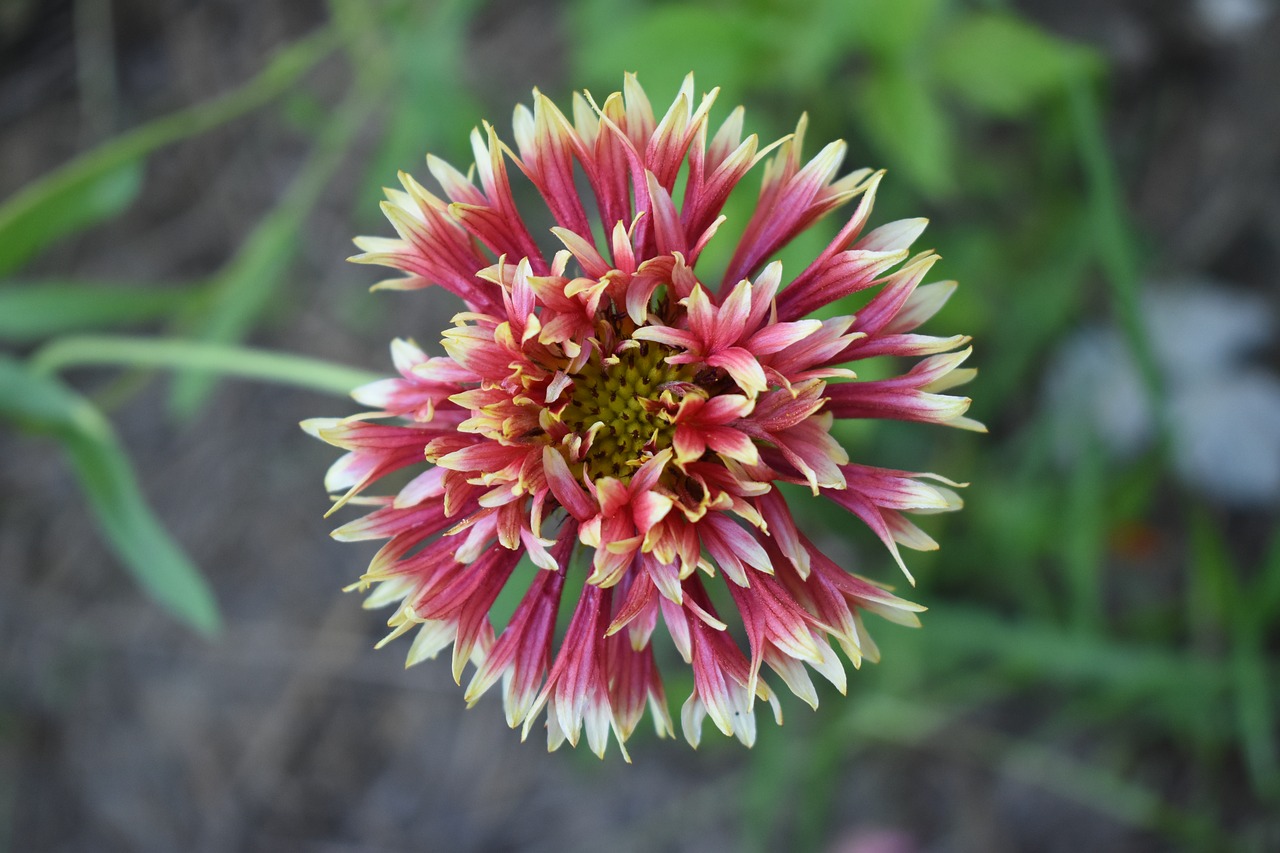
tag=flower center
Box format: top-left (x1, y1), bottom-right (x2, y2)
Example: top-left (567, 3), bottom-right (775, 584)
top-left (562, 340), bottom-right (693, 481)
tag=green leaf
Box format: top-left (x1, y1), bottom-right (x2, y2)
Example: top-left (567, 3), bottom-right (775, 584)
top-left (1253, 527), bottom-right (1280, 634)
top-left (0, 281), bottom-right (196, 342)
top-left (1231, 638), bottom-right (1279, 798)
top-left (764, 0), bottom-right (863, 91)
top-left (0, 27), bottom-right (337, 277)
top-left (854, 64), bottom-right (955, 196)
top-left (0, 162), bottom-right (144, 276)
top-left (0, 356), bottom-right (94, 432)
top-left (933, 11), bottom-right (1102, 118)
top-left (0, 357), bottom-right (220, 634)
top-left (60, 429), bottom-right (221, 636)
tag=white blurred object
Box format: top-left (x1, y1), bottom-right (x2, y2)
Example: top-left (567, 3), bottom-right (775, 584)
top-left (1171, 371), bottom-right (1280, 504)
top-left (1193, 0), bottom-right (1272, 39)
top-left (1043, 281), bottom-right (1280, 506)
top-left (1144, 284), bottom-right (1273, 380)
top-left (828, 828), bottom-right (917, 853)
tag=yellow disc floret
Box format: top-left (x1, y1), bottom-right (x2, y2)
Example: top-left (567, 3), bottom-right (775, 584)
top-left (562, 340), bottom-right (693, 481)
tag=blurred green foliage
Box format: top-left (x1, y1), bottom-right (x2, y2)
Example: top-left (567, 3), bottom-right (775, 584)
top-left (1, 0), bottom-right (1276, 849)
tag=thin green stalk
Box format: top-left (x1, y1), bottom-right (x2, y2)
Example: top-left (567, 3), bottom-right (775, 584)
top-left (30, 335), bottom-right (379, 398)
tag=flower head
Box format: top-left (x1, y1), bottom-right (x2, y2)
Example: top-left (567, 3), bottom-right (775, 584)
top-left (305, 74), bottom-right (980, 759)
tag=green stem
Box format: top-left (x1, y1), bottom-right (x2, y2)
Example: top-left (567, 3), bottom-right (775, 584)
top-left (30, 335), bottom-right (380, 398)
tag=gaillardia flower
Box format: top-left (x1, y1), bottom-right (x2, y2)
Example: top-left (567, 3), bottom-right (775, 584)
top-left (305, 75), bottom-right (980, 759)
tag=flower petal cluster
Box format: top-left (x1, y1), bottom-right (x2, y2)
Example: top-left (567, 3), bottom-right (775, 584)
top-left (305, 75), bottom-right (980, 758)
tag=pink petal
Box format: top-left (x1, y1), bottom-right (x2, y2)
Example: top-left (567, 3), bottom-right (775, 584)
top-left (704, 426), bottom-right (760, 465)
top-left (631, 324), bottom-right (700, 352)
top-left (707, 347), bottom-right (767, 397)
top-left (645, 170), bottom-right (689, 256)
top-left (746, 319), bottom-right (823, 355)
top-left (682, 284), bottom-right (717, 345)
top-left (673, 424), bottom-right (707, 465)
top-left (631, 490), bottom-right (675, 532)
top-left (542, 446), bottom-right (596, 520)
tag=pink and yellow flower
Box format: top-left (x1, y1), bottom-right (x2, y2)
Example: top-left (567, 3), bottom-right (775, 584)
top-left (305, 75), bottom-right (980, 759)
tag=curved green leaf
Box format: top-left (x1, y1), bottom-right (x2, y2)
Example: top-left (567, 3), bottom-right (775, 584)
top-left (0, 357), bottom-right (221, 635)
top-left (0, 27), bottom-right (337, 277)
top-left (0, 163), bottom-right (144, 276)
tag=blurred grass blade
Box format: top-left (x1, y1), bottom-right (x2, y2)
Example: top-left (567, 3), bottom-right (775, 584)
top-left (1187, 506), bottom-right (1238, 631)
top-left (359, 0), bottom-right (480, 198)
top-left (0, 357), bottom-right (220, 634)
top-left (741, 724), bottom-right (798, 853)
top-left (0, 282), bottom-right (197, 342)
top-left (1252, 525), bottom-right (1280, 626)
top-left (1192, 508), bottom-right (1280, 798)
top-left (979, 209), bottom-right (1093, 409)
top-left (60, 426), bottom-right (222, 636)
top-left (168, 92), bottom-right (375, 416)
top-left (0, 27), bottom-right (337, 277)
top-left (31, 335), bottom-right (380, 397)
top-left (1231, 639), bottom-right (1279, 799)
top-left (1063, 436), bottom-right (1106, 632)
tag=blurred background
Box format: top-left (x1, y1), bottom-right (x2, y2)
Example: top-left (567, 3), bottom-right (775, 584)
top-left (2, 0), bottom-right (1279, 850)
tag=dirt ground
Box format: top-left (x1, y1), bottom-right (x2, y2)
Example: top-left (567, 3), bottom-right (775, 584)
top-left (2, 1), bottom-right (1277, 851)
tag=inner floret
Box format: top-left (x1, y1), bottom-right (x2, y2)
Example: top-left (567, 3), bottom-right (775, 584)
top-left (561, 340), bottom-right (694, 481)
